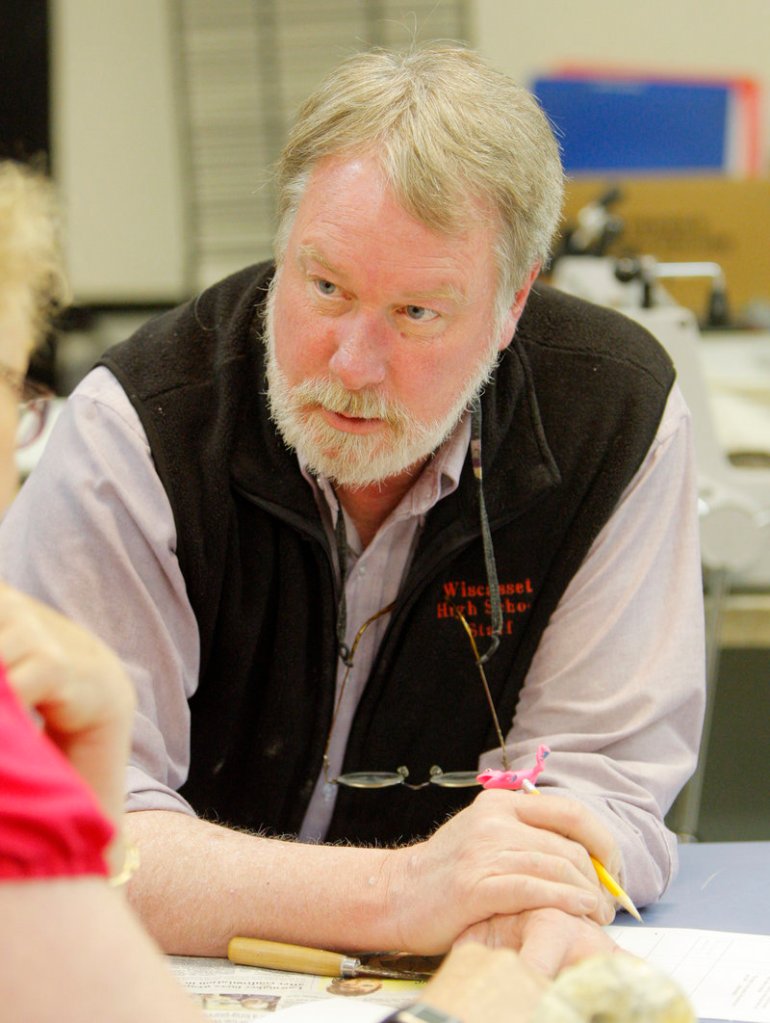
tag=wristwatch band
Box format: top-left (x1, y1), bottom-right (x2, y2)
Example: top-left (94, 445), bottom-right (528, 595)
top-left (379, 1003), bottom-right (463, 1023)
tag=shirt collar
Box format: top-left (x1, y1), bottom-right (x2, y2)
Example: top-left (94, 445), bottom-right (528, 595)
top-left (301, 413), bottom-right (471, 530)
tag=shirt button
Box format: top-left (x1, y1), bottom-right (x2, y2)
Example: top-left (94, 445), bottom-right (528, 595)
top-left (358, 565), bottom-right (367, 576)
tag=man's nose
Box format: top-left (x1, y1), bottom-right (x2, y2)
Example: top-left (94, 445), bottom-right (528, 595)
top-left (328, 315), bottom-right (388, 390)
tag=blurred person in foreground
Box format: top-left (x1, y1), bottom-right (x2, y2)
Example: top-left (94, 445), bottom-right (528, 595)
top-left (0, 44), bottom-right (705, 971)
top-left (0, 158), bottom-right (207, 1020)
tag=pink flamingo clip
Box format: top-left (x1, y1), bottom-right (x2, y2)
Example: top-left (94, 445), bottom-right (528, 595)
top-left (476, 744), bottom-right (551, 791)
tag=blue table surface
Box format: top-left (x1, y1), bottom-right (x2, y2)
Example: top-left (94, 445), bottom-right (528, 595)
top-left (614, 840), bottom-right (770, 933)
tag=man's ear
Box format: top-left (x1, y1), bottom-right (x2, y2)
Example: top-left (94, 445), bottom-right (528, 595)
top-left (496, 262), bottom-right (540, 352)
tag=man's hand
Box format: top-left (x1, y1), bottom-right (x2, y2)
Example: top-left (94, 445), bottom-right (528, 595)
top-left (0, 581), bottom-right (135, 825)
top-left (116, 787), bottom-right (620, 957)
top-left (385, 788), bottom-right (618, 953)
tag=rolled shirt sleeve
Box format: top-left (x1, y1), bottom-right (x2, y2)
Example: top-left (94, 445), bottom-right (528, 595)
top-left (481, 384), bottom-right (706, 905)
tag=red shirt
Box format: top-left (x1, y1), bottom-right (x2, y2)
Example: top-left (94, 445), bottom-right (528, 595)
top-left (0, 664), bottom-right (113, 880)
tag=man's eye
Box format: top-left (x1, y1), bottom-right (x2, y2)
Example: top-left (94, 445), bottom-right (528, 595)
top-left (314, 279), bottom-right (338, 297)
top-left (404, 305), bottom-right (438, 322)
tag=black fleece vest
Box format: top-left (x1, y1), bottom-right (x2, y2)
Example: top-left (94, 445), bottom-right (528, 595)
top-left (100, 262), bottom-right (674, 845)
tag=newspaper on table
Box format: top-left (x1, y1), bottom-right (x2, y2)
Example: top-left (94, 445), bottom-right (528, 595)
top-left (172, 927), bottom-right (770, 1023)
top-left (168, 955), bottom-right (425, 1020)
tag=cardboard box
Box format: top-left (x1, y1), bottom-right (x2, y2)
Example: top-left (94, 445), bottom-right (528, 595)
top-left (558, 177), bottom-right (770, 321)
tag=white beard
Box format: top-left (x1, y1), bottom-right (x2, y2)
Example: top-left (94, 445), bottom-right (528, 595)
top-left (264, 275), bottom-right (503, 489)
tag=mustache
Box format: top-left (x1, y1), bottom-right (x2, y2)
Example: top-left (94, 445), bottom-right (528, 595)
top-left (290, 377), bottom-right (419, 431)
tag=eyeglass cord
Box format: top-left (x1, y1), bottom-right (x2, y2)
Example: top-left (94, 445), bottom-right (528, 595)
top-left (470, 396), bottom-right (503, 663)
top-left (334, 508), bottom-right (355, 667)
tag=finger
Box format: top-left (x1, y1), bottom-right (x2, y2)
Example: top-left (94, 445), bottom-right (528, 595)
top-left (453, 916), bottom-right (524, 951)
top-left (516, 914), bottom-right (573, 978)
top-left (509, 789), bottom-right (615, 853)
top-left (495, 790), bottom-right (620, 880)
top-left (471, 795), bottom-right (603, 888)
top-left (594, 888), bottom-right (617, 927)
top-left (1, 632), bottom-right (71, 700)
top-left (0, 606), bottom-right (64, 675)
top-left (0, 614), bottom-right (50, 661)
top-left (8, 658), bottom-right (112, 737)
top-left (474, 847), bottom-right (600, 898)
top-left (520, 909), bottom-right (620, 977)
top-left (469, 870), bottom-right (600, 921)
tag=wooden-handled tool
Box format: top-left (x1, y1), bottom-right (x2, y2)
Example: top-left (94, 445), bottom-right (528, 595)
top-left (227, 937), bottom-right (431, 981)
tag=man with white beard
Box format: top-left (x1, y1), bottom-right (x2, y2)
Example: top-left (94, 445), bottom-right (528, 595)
top-left (0, 45), bottom-right (704, 975)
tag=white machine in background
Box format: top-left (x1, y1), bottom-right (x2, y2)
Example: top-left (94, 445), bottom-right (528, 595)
top-left (550, 250), bottom-right (770, 839)
top-left (551, 254), bottom-right (770, 586)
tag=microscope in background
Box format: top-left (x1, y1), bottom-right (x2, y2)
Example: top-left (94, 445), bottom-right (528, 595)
top-left (550, 187), bottom-right (770, 587)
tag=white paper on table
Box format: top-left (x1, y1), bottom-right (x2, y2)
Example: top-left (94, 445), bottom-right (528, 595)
top-left (608, 926), bottom-right (770, 1022)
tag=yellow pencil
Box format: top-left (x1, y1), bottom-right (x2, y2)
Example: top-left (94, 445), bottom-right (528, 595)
top-left (589, 856), bottom-right (642, 921)
top-left (521, 779), bottom-right (642, 922)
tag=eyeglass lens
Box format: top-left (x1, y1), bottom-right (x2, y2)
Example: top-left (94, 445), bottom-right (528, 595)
top-left (333, 766), bottom-right (482, 790)
top-left (16, 398), bottom-right (52, 450)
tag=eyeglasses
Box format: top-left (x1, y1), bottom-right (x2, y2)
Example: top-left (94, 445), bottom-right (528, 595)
top-left (16, 396), bottom-right (55, 450)
top-left (321, 603), bottom-right (511, 791)
top-left (0, 362), bottom-right (55, 450)
top-left (0, 362), bottom-right (50, 403)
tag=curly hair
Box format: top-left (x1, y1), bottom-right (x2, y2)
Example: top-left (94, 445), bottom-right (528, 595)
top-left (0, 161), bottom-right (67, 348)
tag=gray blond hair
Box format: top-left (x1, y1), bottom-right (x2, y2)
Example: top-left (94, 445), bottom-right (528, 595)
top-left (275, 44), bottom-right (564, 304)
top-left (0, 161), bottom-right (66, 347)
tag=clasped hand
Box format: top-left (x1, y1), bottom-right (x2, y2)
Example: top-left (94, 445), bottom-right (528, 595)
top-left (385, 787), bottom-right (620, 974)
